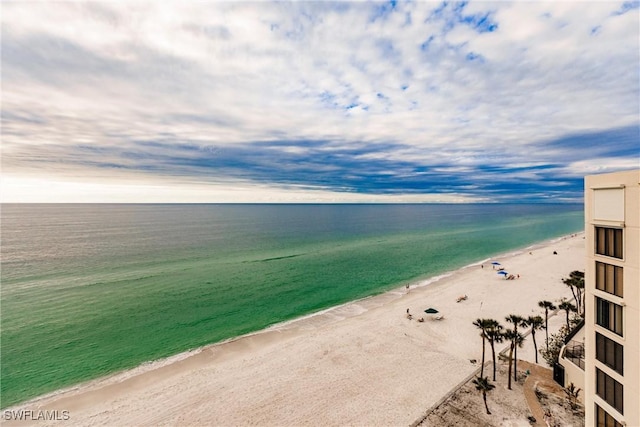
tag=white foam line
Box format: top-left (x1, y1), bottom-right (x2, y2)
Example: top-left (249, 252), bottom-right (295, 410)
top-left (265, 296), bottom-right (376, 332)
top-left (410, 272), bottom-right (454, 289)
top-left (483, 231), bottom-right (584, 263)
top-left (11, 348), bottom-right (205, 408)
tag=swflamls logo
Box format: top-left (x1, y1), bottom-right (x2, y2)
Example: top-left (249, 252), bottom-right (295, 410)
top-left (3, 409), bottom-right (70, 421)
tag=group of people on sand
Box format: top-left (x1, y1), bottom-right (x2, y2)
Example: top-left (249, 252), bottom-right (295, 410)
top-left (405, 308), bottom-right (425, 322)
top-left (405, 308), bottom-right (444, 322)
top-left (481, 263), bottom-right (521, 280)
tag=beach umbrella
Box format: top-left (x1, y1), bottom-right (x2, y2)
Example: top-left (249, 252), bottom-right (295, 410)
top-left (497, 271), bottom-right (509, 276)
top-left (424, 308), bottom-right (439, 314)
top-left (491, 262), bottom-right (501, 265)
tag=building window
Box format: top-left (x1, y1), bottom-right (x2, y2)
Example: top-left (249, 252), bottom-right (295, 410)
top-left (595, 404), bottom-right (623, 427)
top-left (595, 227), bottom-right (623, 259)
top-left (596, 297), bottom-right (623, 336)
top-left (596, 368), bottom-right (623, 415)
top-left (596, 262), bottom-right (623, 297)
top-left (596, 332), bottom-right (624, 375)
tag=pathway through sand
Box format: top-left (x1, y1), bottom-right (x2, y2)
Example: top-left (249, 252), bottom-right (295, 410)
top-left (522, 361), bottom-right (557, 427)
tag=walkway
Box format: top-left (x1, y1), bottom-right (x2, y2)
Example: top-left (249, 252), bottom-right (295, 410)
top-left (520, 360), bottom-right (565, 427)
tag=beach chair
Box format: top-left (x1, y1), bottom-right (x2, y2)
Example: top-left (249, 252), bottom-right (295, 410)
top-left (434, 315), bottom-right (444, 321)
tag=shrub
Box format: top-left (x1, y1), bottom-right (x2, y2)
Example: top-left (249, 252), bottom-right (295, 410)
top-left (539, 325), bottom-right (570, 367)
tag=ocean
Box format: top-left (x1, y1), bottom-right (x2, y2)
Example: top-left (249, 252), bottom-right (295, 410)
top-left (0, 203), bottom-right (583, 408)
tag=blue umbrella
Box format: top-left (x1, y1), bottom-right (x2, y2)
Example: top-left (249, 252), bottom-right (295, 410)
top-left (497, 271), bottom-right (509, 276)
top-left (491, 262), bottom-right (501, 265)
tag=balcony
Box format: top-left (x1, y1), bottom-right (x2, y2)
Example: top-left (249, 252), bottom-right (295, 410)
top-left (563, 340), bottom-right (585, 370)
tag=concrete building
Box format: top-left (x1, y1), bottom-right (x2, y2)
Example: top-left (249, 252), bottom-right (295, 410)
top-left (583, 170), bottom-right (639, 427)
top-left (557, 323), bottom-right (586, 401)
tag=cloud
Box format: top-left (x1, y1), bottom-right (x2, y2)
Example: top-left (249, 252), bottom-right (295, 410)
top-left (8, 124), bottom-right (634, 203)
top-left (1, 1), bottom-right (638, 203)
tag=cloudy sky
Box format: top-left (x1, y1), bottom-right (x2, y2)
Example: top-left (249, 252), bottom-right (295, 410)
top-left (2, 1), bottom-right (638, 203)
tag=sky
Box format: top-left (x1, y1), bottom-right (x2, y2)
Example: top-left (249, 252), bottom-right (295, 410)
top-left (2, 1), bottom-right (639, 203)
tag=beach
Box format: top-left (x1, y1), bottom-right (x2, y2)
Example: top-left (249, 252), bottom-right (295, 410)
top-left (4, 233), bottom-right (584, 426)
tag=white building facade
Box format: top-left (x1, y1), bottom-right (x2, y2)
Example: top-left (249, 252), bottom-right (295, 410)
top-left (584, 170), bottom-right (639, 427)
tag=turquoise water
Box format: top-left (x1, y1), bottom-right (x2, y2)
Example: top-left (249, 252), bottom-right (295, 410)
top-left (0, 203), bottom-right (583, 407)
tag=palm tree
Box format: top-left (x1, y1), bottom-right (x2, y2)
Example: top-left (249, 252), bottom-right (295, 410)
top-left (472, 318), bottom-right (492, 378)
top-left (558, 299), bottom-right (577, 329)
top-left (538, 300), bottom-right (557, 349)
top-left (526, 315), bottom-right (544, 364)
top-left (572, 271), bottom-right (585, 316)
top-left (472, 376), bottom-right (496, 415)
top-left (485, 320), bottom-right (503, 381)
top-left (505, 314), bottom-right (526, 381)
top-left (562, 271), bottom-right (585, 316)
top-left (503, 328), bottom-right (525, 390)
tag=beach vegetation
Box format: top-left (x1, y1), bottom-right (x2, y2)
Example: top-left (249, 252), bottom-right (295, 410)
top-left (505, 314), bottom-right (527, 381)
top-left (539, 325), bottom-right (569, 367)
top-left (525, 315), bottom-right (544, 364)
top-left (539, 315), bottom-right (583, 367)
top-left (484, 319), bottom-right (504, 381)
top-left (472, 318), bottom-right (493, 378)
top-left (563, 382), bottom-right (582, 411)
top-left (503, 328), bottom-right (525, 390)
top-left (538, 300), bottom-right (557, 350)
top-left (562, 271), bottom-right (585, 316)
top-left (472, 376), bottom-right (496, 415)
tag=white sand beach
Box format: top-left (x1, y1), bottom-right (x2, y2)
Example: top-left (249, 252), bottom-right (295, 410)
top-left (5, 233), bottom-right (585, 427)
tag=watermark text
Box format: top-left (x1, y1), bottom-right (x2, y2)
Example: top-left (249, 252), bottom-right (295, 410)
top-left (3, 409), bottom-right (70, 421)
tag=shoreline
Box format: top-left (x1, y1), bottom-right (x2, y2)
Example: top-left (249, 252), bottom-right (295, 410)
top-left (4, 232), bottom-right (585, 426)
top-left (7, 232), bottom-right (579, 408)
